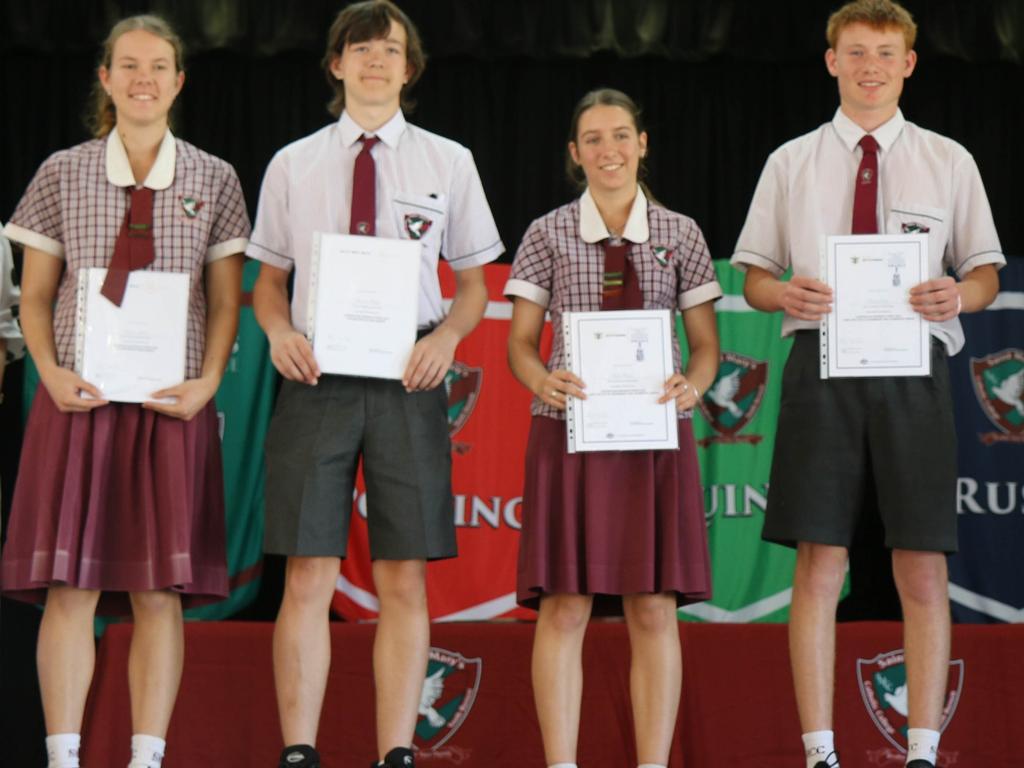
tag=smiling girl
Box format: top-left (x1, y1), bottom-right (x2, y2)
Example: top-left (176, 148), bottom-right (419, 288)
top-left (1, 15), bottom-right (249, 768)
top-left (505, 88), bottom-right (721, 768)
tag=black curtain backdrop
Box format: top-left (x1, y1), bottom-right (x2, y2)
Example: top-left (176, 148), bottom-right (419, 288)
top-left (1, 1), bottom-right (1023, 763)
top-left (2, 0), bottom-right (1024, 260)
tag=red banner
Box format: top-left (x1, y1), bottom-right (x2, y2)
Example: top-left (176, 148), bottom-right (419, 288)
top-left (333, 264), bottom-right (544, 620)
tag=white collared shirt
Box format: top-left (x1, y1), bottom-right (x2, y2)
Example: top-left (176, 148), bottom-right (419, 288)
top-left (578, 186), bottom-right (651, 244)
top-left (732, 108), bottom-right (1005, 354)
top-left (105, 128), bottom-right (176, 189)
top-left (247, 109), bottom-right (504, 331)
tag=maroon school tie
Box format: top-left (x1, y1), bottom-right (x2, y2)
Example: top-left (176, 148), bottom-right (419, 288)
top-left (601, 241), bottom-right (643, 310)
top-left (101, 186), bottom-right (156, 306)
top-left (851, 134), bottom-right (879, 235)
top-left (350, 135), bottom-right (380, 236)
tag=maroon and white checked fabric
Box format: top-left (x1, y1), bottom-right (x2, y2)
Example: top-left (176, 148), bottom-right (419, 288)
top-left (7, 137), bottom-right (250, 378)
top-left (507, 197), bottom-right (719, 419)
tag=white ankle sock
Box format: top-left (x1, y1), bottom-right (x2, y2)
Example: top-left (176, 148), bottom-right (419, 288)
top-left (46, 733), bottom-right (81, 768)
top-left (127, 734), bottom-right (166, 768)
top-left (638, 764), bottom-right (667, 768)
top-left (548, 764), bottom-right (578, 768)
top-left (906, 728), bottom-right (940, 765)
top-left (802, 730), bottom-right (838, 768)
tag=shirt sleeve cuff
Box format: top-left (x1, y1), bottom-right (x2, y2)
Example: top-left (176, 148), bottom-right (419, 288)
top-left (955, 250), bottom-right (1005, 278)
top-left (503, 278), bottom-right (550, 308)
top-left (731, 250), bottom-right (786, 276)
top-left (206, 237), bottom-right (249, 264)
top-left (446, 239), bottom-right (505, 270)
top-left (246, 241), bottom-right (293, 271)
top-left (679, 280), bottom-right (723, 310)
top-left (3, 223), bottom-right (64, 259)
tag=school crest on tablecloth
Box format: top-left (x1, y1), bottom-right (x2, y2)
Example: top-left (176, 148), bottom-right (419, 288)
top-left (413, 647), bottom-right (482, 758)
top-left (405, 214), bottom-right (434, 240)
top-left (180, 196), bottom-right (204, 218)
top-left (857, 649), bottom-right (963, 766)
top-left (697, 352), bottom-right (766, 447)
top-left (971, 348), bottom-right (1024, 444)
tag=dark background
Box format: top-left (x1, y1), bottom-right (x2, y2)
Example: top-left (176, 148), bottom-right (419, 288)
top-left (2, 0), bottom-right (1023, 763)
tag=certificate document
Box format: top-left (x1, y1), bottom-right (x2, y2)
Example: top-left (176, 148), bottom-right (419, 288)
top-left (75, 268), bottom-right (189, 402)
top-left (563, 309), bottom-right (679, 453)
top-left (821, 234), bottom-right (930, 378)
top-left (307, 232), bottom-right (421, 380)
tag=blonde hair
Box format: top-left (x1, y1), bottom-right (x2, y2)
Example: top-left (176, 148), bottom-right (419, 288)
top-left (826, 0), bottom-right (917, 50)
top-left (88, 15), bottom-right (185, 138)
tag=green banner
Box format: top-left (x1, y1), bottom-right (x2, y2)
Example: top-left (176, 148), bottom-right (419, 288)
top-left (678, 261), bottom-right (800, 622)
top-left (22, 259), bottom-right (272, 625)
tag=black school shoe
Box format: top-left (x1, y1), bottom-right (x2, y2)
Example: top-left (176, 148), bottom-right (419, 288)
top-left (279, 744), bottom-right (320, 768)
top-left (812, 752), bottom-right (840, 768)
top-left (372, 746), bottom-right (415, 767)
top-left (906, 761), bottom-right (935, 768)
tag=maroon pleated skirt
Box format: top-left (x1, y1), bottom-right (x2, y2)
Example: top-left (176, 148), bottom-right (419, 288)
top-left (517, 415), bottom-right (712, 612)
top-left (1, 386), bottom-right (229, 614)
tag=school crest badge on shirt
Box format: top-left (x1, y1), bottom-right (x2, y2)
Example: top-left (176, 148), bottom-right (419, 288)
top-left (652, 246), bottom-right (672, 266)
top-left (405, 213), bottom-right (433, 240)
top-left (180, 196), bottom-right (204, 218)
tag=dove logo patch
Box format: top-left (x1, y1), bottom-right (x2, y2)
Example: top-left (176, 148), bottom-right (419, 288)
top-left (857, 649), bottom-right (964, 761)
top-left (971, 349), bottom-right (1024, 445)
top-left (697, 352), bottom-right (767, 447)
top-left (414, 647), bottom-right (482, 755)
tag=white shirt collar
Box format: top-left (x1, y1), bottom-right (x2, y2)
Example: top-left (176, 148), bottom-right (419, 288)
top-left (579, 186), bottom-right (650, 244)
top-left (105, 129), bottom-right (176, 189)
top-left (339, 109), bottom-right (407, 149)
top-left (832, 107), bottom-right (905, 154)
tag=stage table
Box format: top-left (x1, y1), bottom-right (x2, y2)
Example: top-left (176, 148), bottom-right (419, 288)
top-left (82, 621), bottom-right (1022, 767)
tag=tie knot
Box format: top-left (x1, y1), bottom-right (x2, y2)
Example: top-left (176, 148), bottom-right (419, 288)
top-left (858, 134), bottom-right (879, 154)
top-left (359, 134), bottom-right (380, 152)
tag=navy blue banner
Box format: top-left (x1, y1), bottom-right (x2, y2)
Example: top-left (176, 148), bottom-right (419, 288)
top-left (947, 257), bottom-right (1024, 622)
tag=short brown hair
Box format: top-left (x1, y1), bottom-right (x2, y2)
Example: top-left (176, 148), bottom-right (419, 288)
top-left (322, 0), bottom-right (427, 117)
top-left (88, 15), bottom-right (185, 139)
top-left (826, 0), bottom-right (917, 50)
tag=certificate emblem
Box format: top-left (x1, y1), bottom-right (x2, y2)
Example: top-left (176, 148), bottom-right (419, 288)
top-left (971, 348), bottom-right (1024, 444)
top-left (697, 352), bottom-right (767, 447)
top-left (856, 649), bottom-right (963, 765)
top-left (404, 213), bottom-right (434, 240)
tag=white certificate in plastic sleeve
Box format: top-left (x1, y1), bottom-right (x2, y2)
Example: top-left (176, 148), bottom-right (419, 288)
top-left (75, 268), bottom-right (189, 402)
top-left (307, 232), bottom-right (421, 380)
top-left (563, 309), bottom-right (679, 453)
top-left (821, 233), bottom-right (930, 379)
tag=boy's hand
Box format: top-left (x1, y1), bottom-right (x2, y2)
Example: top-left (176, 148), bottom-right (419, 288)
top-left (403, 326), bottom-right (459, 391)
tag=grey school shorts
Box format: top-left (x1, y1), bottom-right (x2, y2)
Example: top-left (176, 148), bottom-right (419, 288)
top-left (263, 375), bottom-right (456, 561)
top-left (763, 332), bottom-right (958, 553)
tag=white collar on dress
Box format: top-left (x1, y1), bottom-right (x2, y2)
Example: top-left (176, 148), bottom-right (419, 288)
top-left (579, 186), bottom-right (650, 244)
top-left (832, 107), bottom-right (905, 154)
top-left (105, 128), bottom-right (176, 189)
top-left (339, 108), bottom-right (407, 149)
